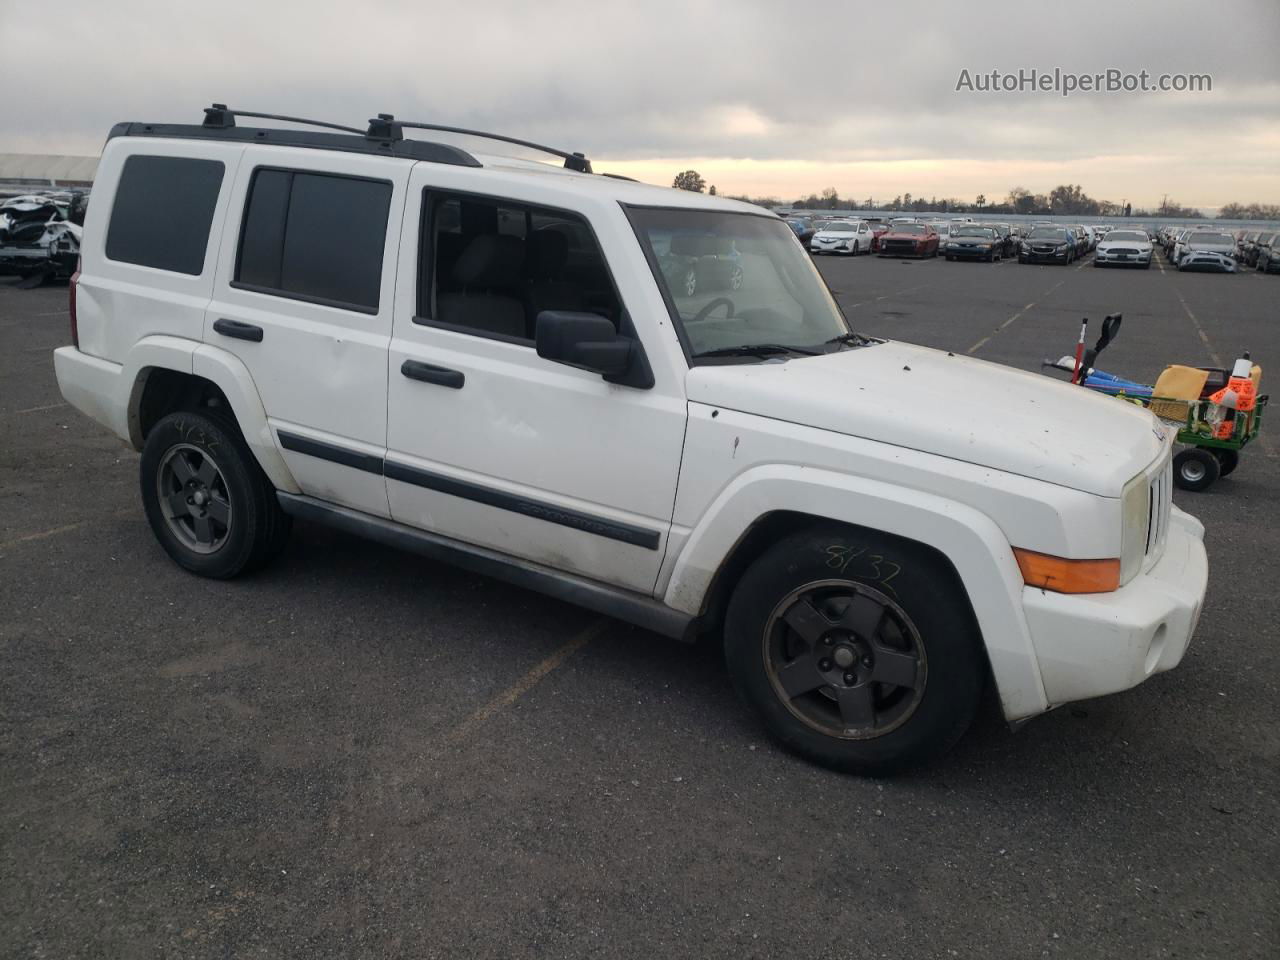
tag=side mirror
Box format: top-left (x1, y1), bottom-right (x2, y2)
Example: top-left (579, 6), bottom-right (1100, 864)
top-left (535, 311), bottom-right (654, 389)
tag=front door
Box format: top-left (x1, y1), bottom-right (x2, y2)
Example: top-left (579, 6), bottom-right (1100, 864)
top-left (384, 177), bottom-right (687, 594)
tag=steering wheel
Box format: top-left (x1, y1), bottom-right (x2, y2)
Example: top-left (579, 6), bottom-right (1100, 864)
top-left (691, 297), bottom-right (735, 323)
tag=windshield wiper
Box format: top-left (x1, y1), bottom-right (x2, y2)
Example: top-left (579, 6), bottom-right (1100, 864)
top-left (692, 343), bottom-right (820, 359)
top-left (822, 332), bottom-right (875, 350)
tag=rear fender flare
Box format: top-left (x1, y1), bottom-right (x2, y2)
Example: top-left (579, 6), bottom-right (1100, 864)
top-left (121, 336), bottom-right (298, 493)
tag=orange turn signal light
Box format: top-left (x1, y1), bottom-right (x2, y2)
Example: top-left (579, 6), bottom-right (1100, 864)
top-left (1013, 548), bottom-right (1121, 594)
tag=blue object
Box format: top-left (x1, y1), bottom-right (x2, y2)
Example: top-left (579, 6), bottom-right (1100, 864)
top-left (1080, 367), bottom-right (1155, 398)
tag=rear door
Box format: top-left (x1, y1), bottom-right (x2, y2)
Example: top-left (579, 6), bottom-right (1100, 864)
top-left (208, 147), bottom-right (410, 518)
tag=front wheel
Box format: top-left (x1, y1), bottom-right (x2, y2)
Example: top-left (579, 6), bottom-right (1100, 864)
top-left (724, 527), bottom-right (984, 775)
top-left (140, 410), bottom-right (290, 578)
top-left (1173, 448), bottom-right (1220, 492)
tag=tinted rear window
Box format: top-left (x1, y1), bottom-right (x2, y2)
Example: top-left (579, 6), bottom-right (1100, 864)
top-left (235, 169), bottom-right (391, 311)
top-left (105, 155), bottom-right (225, 275)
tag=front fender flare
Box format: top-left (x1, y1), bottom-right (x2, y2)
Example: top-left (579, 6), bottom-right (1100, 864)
top-left (662, 464), bottom-right (1048, 721)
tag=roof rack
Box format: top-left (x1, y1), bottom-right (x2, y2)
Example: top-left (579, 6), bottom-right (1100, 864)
top-left (108, 104), bottom-right (481, 169)
top-left (111, 105), bottom-right (601, 176)
top-left (368, 114), bottom-right (593, 173)
top-left (202, 103), bottom-right (366, 135)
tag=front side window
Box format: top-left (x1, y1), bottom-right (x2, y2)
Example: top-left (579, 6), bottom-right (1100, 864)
top-left (419, 193), bottom-right (622, 343)
top-left (628, 207), bottom-right (853, 360)
top-left (106, 155), bottom-right (225, 275)
top-left (235, 169), bottom-right (391, 311)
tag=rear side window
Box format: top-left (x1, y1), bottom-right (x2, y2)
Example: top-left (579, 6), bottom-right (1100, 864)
top-left (105, 155), bottom-right (225, 275)
top-left (235, 169), bottom-right (391, 312)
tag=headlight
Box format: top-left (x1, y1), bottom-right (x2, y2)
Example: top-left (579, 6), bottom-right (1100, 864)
top-left (947, 242), bottom-right (957, 249)
top-left (1056, 243), bottom-right (1069, 251)
top-left (1120, 472), bottom-right (1151, 585)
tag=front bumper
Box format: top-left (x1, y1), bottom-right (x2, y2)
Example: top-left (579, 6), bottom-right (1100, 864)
top-left (1095, 251), bottom-right (1151, 265)
top-left (1021, 505), bottom-right (1207, 707)
top-left (1021, 248), bottom-right (1070, 262)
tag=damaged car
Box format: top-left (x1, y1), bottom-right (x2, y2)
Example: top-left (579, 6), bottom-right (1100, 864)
top-left (1175, 230), bottom-right (1238, 273)
top-left (0, 193), bottom-right (86, 286)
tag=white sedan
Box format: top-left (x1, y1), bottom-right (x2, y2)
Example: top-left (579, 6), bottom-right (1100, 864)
top-left (810, 219), bottom-right (876, 255)
top-left (1093, 229), bottom-right (1154, 268)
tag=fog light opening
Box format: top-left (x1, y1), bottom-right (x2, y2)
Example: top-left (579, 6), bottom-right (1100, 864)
top-left (1145, 623), bottom-right (1168, 674)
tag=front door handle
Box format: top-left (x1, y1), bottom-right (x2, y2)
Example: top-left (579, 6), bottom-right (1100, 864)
top-left (401, 359), bottom-right (465, 389)
top-left (213, 319), bottom-right (264, 342)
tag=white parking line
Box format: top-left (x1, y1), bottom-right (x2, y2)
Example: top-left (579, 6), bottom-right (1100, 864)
top-left (442, 618), bottom-right (608, 746)
top-left (13, 402), bottom-right (68, 415)
top-left (966, 279), bottom-right (1065, 355)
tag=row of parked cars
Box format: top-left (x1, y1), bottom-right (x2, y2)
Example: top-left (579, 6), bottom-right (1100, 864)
top-left (1155, 225), bottom-right (1279, 274)
top-left (788, 215), bottom-right (1122, 265)
top-left (788, 213), bottom-right (1279, 275)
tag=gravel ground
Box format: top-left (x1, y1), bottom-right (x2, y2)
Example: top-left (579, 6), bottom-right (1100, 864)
top-left (2, 251), bottom-right (1277, 959)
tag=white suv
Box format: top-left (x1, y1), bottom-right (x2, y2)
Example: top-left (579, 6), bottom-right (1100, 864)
top-left (54, 106), bottom-right (1208, 774)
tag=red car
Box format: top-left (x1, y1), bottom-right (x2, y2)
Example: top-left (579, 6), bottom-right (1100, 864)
top-left (877, 222), bottom-right (939, 258)
top-left (869, 222), bottom-right (891, 252)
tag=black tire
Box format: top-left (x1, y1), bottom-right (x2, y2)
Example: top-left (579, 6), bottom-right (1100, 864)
top-left (1173, 448), bottom-right (1220, 492)
top-left (1212, 448), bottom-right (1240, 477)
top-left (723, 526), bottom-right (985, 775)
top-left (140, 409), bottom-right (290, 578)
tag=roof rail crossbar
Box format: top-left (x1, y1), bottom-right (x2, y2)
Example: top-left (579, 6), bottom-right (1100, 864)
top-left (372, 115), bottom-right (592, 173)
top-left (202, 103), bottom-right (367, 136)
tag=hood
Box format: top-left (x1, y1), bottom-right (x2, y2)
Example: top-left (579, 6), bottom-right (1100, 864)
top-left (1187, 239), bottom-right (1235, 253)
top-left (686, 341), bottom-right (1167, 497)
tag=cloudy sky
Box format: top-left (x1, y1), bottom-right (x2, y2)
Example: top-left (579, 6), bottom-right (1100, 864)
top-left (2, 1), bottom-right (1277, 210)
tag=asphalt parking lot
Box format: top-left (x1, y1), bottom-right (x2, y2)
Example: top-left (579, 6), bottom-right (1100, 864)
top-left (2, 252), bottom-right (1278, 958)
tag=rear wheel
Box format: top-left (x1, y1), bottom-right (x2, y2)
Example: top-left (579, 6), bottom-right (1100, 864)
top-left (1173, 448), bottom-right (1220, 492)
top-left (724, 527), bottom-right (984, 775)
top-left (140, 410), bottom-right (290, 578)
top-left (1212, 448), bottom-right (1240, 477)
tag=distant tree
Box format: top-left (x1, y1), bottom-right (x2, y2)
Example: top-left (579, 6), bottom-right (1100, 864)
top-left (821, 187), bottom-right (840, 209)
top-left (890, 195), bottom-right (902, 209)
top-left (975, 194), bottom-right (986, 210)
top-left (863, 197), bottom-right (876, 209)
top-left (672, 170), bottom-right (706, 192)
top-left (1156, 196), bottom-right (1204, 218)
top-left (902, 192), bottom-right (913, 209)
top-left (1219, 201), bottom-right (1280, 219)
top-left (708, 184), bottom-right (717, 196)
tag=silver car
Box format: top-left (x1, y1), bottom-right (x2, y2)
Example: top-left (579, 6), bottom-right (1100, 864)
top-left (1176, 231), bottom-right (1239, 272)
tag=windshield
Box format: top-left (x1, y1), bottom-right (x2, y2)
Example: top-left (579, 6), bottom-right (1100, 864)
top-left (629, 207), bottom-right (852, 358)
top-left (1105, 231), bottom-right (1148, 242)
top-left (1028, 226), bottom-right (1065, 239)
top-left (1188, 232), bottom-right (1232, 244)
top-left (953, 227), bottom-right (995, 238)
top-left (819, 222), bottom-right (858, 234)
top-left (891, 224), bottom-right (927, 235)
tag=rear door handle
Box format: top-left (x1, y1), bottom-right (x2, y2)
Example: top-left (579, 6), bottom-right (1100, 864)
top-left (213, 319), bottom-right (264, 343)
top-left (401, 360), bottom-right (465, 389)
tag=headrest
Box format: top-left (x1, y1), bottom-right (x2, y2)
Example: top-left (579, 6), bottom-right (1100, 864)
top-left (453, 234), bottom-right (525, 288)
top-left (528, 229), bottom-right (569, 279)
